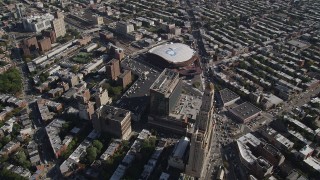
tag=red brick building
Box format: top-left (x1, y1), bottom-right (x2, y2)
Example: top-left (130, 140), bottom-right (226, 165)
top-left (38, 38), bottom-right (52, 52)
top-left (106, 59), bottom-right (121, 80)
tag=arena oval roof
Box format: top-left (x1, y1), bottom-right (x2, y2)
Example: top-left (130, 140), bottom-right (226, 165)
top-left (148, 43), bottom-right (196, 64)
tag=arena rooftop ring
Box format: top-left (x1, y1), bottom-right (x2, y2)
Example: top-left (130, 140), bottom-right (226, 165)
top-left (148, 43), bottom-right (198, 68)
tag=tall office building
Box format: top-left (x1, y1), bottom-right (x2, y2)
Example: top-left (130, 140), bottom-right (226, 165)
top-left (105, 59), bottom-right (121, 80)
top-left (149, 68), bottom-right (182, 116)
top-left (186, 83), bottom-right (215, 178)
top-left (52, 17), bottom-right (66, 38)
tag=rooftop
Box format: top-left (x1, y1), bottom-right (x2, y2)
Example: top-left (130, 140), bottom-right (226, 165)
top-left (150, 68), bottom-right (180, 95)
top-left (171, 136), bottom-right (189, 159)
top-left (149, 43), bottom-right (195, 63)
top-left (229, 102), bottom-right (262, 121)
top-left (275, 133), bottom-right (294, 149)
top-left (170, 94), bottom-right (202, 120)
top-left (95, 105), bottom-right (130, 122)
top-left (219, 88), bottom-right (240, 105)
top-left (304, 157), bottom-right (320, 172)
top-left (299, 145), bottom-right (314, 156)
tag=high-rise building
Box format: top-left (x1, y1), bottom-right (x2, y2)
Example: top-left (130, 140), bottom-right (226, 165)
top-left (75, 89), bottom-right (91, 104)
top-left (38, 38), bottom-right (52, 52)
top-left (116, 21), bottom-right (134, 34)
top-left (105, 59), bottom-right (121, 81)
top-left (52, 18), bottom-right (66, 38)
top-left (54, 11), bottom-right (64, 19)
top-left (114, 48), bottom-right (125, 61)
top-left (92, 105), bottom-right (132, 140)
top-left (186, 83), bottom-right (215, 178)
top-left (149, 68), bottom-right (182, 116)
top-left (15, 3), bottom-right (26, 19)
top-left (118, 70), bottom-right (132, 88)
top-left (43, 30), bottom-right (57, 44)
top-left (23, 37), bottom-right (39, 51)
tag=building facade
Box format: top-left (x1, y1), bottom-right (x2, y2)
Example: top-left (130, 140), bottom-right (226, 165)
top-left (116, 21), bottom-right (134, 34)
top-left (38, 38), bottom-right (52, 52)
top-left (149, 69), bottom-right (182, 116)
top-left (118, 70), bottom-right (132, 88)
top-left (52, 17), bottom-right (66, 38)
top-left (186, 83), bottom-right (215, 178)
top-left (22, 14), bottom-right (54, 32)
top-left (106, 59), bottom-right (121, 81)
top-left (92, 105), bottom-right (132, 140)
top-left (95, 87), bottom-right (112, 108)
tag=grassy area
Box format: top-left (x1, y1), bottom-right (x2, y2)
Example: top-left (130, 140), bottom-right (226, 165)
top-left (71, 52), bottom-right (92, 64)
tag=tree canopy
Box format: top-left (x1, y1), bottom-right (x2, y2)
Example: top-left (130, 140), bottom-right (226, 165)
top-left (0, 68), bottom-right (22, 94)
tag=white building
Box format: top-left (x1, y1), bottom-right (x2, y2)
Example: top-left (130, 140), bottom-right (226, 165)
top-left (168, 137), bottom-right (190, 170)
top-left (23, 13), bottom-right (55, 32)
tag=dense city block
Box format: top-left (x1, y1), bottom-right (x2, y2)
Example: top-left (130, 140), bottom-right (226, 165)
top-left (0, 0), bottom-right (320, 179)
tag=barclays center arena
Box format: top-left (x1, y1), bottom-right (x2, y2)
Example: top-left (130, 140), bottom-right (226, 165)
top-left (147, 43), bottom-right (201, 77)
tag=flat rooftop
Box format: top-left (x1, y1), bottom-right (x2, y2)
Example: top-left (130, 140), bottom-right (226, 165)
top-left (96, 105), bottom-right (130, 122)
top-left (287, 40), bottom-right (309, 49)
top-left (219, 88), bottom-right (240, 105)
top-left (229, 102), bottom-right (262, 121)
top-left (170, 94), bottom-right (202, 120)
top-left (150, 68), bottom-right (180, 95)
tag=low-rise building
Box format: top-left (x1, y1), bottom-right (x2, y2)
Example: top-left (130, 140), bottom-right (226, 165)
top-left (168, 137), bottom-right (190, 170)
top-left (219, 88), bottom-right (240, 107)
top-left (100, 140), bottom-right (121, 160)
top-left (228, 102), bottom-right (262, 123)
top-left (45, 119), bottom-right (73, 158)
top-left (0, 141), bottom-right (20, 156)
top-left (6, 164), bottom-right (31, 178)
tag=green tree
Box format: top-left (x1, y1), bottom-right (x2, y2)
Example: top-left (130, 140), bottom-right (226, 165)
top-left (13, 151), bottom-right (31, 169)
top-left (86, 146), bottom-right (97, 164)
top-left (93, 140), bottom-right (103, 154)
top-left (71, 65), bottom-right (79, 73)
top-left (12, 124), bottom-right (21, 137)
top-left (0, 68), bottom-right (22, 94)
top-left (192, 81), bottom-right (201, 89)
